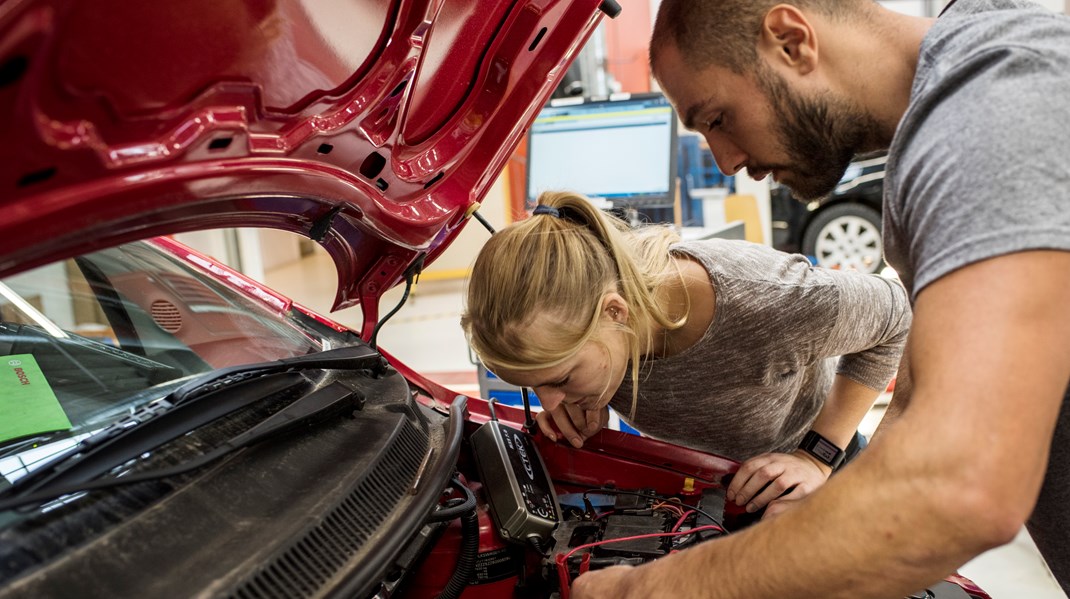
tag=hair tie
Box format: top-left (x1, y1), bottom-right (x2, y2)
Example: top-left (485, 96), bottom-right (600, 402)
top-left (532, 204), bottom-right (561, 218)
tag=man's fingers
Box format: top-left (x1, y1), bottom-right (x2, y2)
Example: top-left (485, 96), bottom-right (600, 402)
top-left (762, 497), bottom-right (802, 520)
top-left (571, 564), bottom-right (634, 598)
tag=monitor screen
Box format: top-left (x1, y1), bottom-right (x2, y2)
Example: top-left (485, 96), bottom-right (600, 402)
top-left (525, 93), bottom-right (677, 210)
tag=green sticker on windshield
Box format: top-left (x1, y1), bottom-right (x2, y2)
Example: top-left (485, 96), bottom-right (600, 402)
top-left (0, 354), bottom-right (71, 444)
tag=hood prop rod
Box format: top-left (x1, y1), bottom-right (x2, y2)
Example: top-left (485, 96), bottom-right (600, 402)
top-left (521, 387), bottom-right (537, 434)
top-left (369, 254), bottom-right (425, 350)
top-left (599, 0), bottom-right (621, 18)
top-left (472, 209), bottom-right (495, 234)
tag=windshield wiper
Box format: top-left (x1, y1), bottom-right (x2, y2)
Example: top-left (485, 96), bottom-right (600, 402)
top-left (0, 345), bottom-right (386, 508)
top-left (0, 380), bottom-right (365, 512)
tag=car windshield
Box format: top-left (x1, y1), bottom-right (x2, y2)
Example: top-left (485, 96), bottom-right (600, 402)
top-left (0, 239), bottom-right (326, 485)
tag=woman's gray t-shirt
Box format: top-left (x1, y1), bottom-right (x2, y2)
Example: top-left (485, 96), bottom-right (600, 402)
top-left (608, 239), bottom-right (911, 462)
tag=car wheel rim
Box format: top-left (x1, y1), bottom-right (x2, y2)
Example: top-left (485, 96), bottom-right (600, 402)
top-left (813, 215), bottom-right (882, 273)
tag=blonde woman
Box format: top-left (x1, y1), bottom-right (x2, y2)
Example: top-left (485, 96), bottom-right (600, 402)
top-left (461, 191), bottom-right (910, 518)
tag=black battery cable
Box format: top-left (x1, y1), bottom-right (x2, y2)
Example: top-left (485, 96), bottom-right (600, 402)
top-left (428, 477), bottom-right (479, 599)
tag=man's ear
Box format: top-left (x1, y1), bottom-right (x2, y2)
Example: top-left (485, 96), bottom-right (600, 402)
top-left (758, 4), bottom-right (818, 75)
top-left (601, 293), bottom-right (629, 324)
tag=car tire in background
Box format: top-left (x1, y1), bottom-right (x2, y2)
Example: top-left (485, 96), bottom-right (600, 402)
top-left (801, 202), bottom-right (884, 274)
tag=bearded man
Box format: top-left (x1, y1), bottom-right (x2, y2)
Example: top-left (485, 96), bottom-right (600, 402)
top-left (572, 1), bottom-right (1070, 597)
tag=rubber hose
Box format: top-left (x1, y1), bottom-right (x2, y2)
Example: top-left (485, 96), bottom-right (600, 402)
top-left (429, 480), bottom-right (476, 522)
top-left (436, 501), bottom-right (479, 599)
top-left (528, 536), bottom-right (549, 556)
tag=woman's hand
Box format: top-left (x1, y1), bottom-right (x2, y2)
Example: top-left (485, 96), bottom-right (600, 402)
top-left (726, 450), bottom-right (833, 519)
top-left (536, 404), bottom-right (609, 448)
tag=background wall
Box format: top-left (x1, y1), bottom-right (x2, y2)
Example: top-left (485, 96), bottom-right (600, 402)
top-left (1030, 0), bottom-right (1066, 11)
top-left (418, 174), bottom-right (509, 280)
top-left (602, 1), bottom-right (652, 93)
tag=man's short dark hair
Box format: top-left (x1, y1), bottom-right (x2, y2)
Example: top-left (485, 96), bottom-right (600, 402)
top-left (650, 0), bottom-right (868, 75)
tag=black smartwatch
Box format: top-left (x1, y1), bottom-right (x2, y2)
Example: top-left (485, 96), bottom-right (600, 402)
top-left (798, 430), bottom-right (846, 470)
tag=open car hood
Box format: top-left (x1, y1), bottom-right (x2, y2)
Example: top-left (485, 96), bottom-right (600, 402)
top-left (0, 0), bottom-right (609, 318)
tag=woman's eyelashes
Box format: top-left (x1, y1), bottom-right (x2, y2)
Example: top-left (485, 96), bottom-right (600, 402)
top-left (548, 376), bottom-right (570, 389)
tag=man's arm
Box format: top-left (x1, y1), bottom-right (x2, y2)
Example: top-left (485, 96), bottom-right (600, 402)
top-left (871, 342), bottom-right (913, 440)
top-left (572, 251), bottom-right (1070, 599)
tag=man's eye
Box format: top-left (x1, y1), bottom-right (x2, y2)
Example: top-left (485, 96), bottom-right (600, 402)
top-left (707, 114), bottom-right (724, 131)
top-left (550, 377), bottom-right (569, 388)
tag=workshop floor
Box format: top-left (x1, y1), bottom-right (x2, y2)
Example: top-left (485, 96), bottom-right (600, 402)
top-left (265, 250), bottom-right (1066, 599)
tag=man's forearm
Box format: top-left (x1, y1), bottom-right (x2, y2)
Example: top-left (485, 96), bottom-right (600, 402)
top-left (589, 413), bottom-right (1004, 599)
top-left (574, 253), bottom-right (1070, 599)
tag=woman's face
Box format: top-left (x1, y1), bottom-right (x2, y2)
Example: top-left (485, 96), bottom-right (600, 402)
top-left (494, 319), bottom-right (631, 414)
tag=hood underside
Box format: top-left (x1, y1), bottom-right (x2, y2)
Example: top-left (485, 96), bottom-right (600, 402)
top-left (0, 0), bottom-right (606, 312)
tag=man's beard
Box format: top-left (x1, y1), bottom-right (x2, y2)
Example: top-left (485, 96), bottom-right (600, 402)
top-left (755, 66), bottom-right (882, 201)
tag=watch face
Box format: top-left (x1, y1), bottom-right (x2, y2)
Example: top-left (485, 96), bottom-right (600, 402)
top-left (812, 440), bottom-right (839, 463)
top-left (802, 431), bottom-right (844, 468)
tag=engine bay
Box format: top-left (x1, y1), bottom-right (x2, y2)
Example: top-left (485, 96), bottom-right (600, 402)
top-left (401, 473), bottom-right (743, 599)
top-left (381, 402), bottom-right (988, 599)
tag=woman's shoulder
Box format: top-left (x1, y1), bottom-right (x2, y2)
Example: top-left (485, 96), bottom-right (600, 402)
top-left (672, 239), bottom-right (821, 286)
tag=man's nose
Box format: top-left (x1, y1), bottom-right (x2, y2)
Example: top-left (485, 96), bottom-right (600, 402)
top-left (704, 133), bottom-right (747, 176)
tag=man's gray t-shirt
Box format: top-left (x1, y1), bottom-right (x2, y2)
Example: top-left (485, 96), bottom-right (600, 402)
top-left (608, 239), bottom-right (911, 462)
top-left (883, 0), bottom-right (1070, 590)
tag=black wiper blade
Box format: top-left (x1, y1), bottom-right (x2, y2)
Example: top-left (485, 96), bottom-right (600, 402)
top-left (0, 373), bottom-right (304, 509)
top-left (0, 381), bottom-right (365, 512)
top-left (170, 344), bottom-right (385, 404)
top-left (0, 345), bottom-right (386, 505)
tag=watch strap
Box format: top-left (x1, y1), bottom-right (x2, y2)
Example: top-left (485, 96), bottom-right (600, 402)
top-left (799, 430), bottom-right (846, 470)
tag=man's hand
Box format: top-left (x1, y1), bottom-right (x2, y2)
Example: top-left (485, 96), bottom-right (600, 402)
top-left (571, 564), bottom-right (636, 598)
top-left (536, 404), bottom-right (609, 448)
top-left (726, 450), bottom-right (831, 517)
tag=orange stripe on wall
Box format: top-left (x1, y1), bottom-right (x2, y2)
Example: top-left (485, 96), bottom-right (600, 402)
top-left (507, 137), bottom-right (529, 221)
top-left (603, 2), bottom-right (653, 93)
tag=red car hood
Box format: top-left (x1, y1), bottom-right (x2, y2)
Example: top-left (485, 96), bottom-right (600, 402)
top-left (0, 0), bottom-right (607, 318)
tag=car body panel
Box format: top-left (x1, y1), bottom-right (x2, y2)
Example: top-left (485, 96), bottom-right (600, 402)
top-left (0, 0), bottom-right (604, 327)
top-left (0, 3), bottom-right (995, 597)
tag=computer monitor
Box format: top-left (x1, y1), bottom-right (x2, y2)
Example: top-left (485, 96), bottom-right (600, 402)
top-left (525, 93), bottom-right (678, 212)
